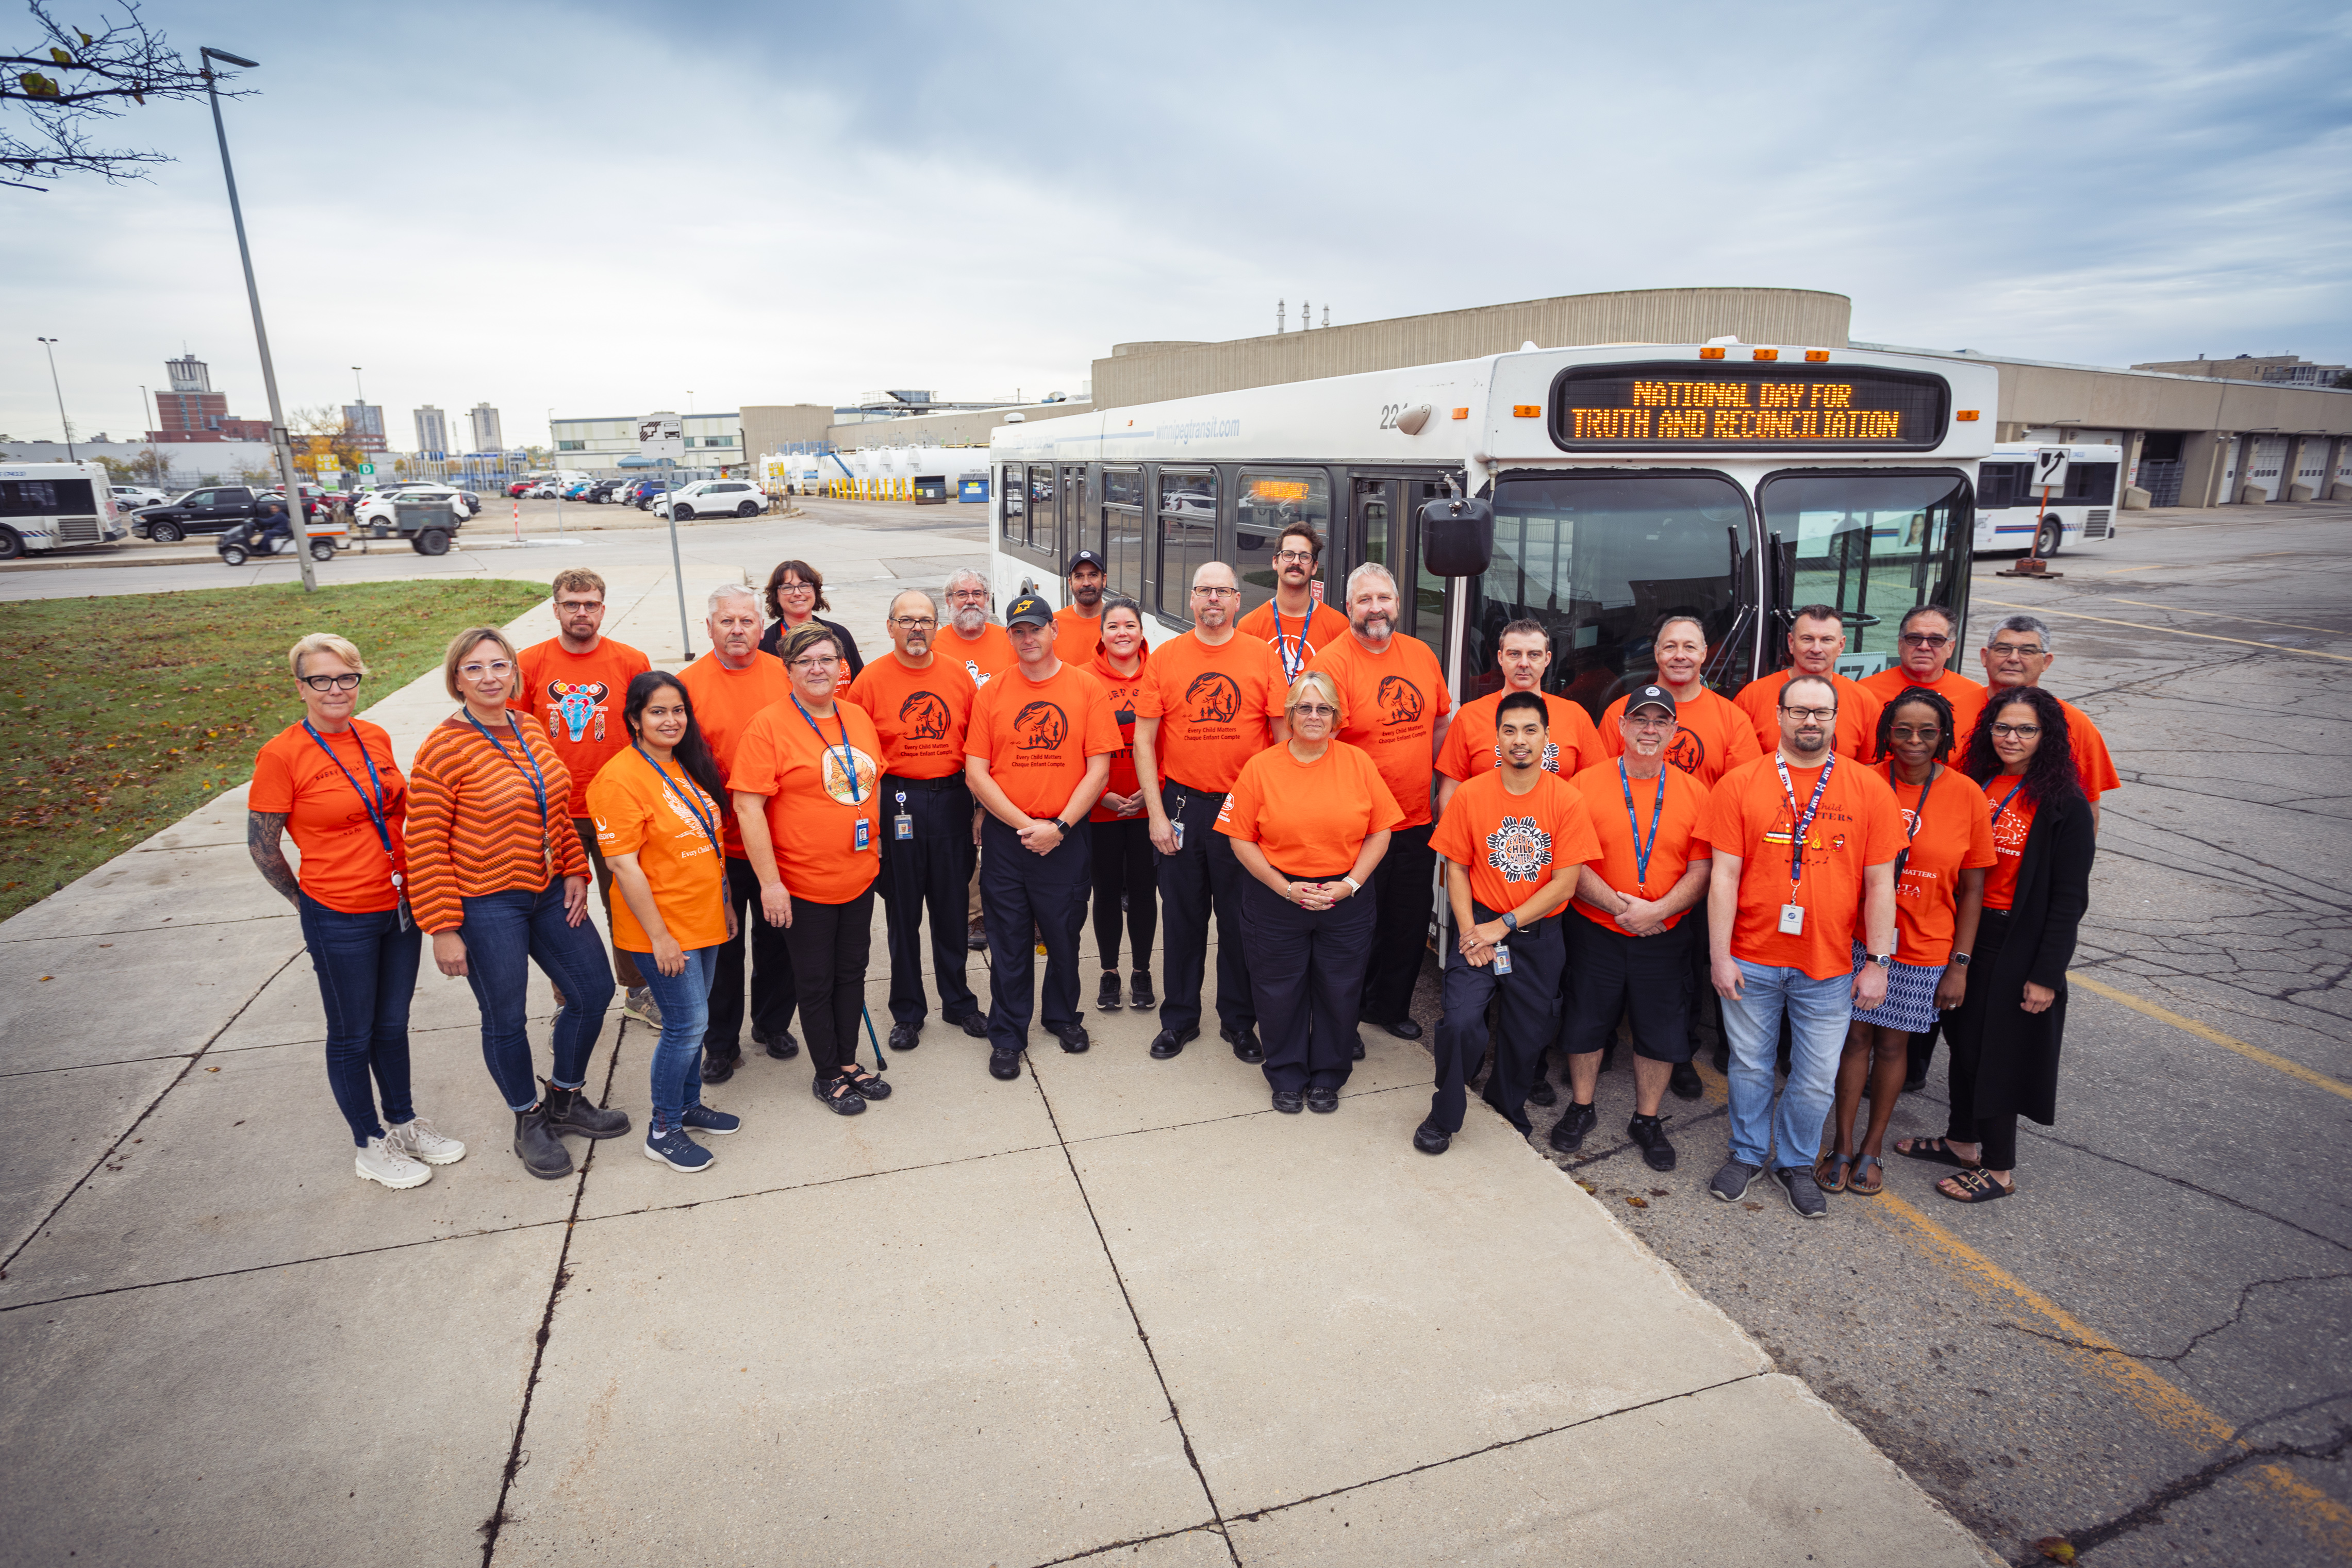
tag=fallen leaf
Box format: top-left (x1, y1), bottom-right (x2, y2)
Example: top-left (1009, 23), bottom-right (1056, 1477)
top-left (1743, 1202), bottom-right (1763, 1212)
top-left (2035, 1539), bottom-right (2076, 1564)
top-left (1625, 1195), bottom-right (1648, 1208)
top-left (1648, 1188), bottom-right (1669, 1197)
top-left (1573, 1179), bottom-right (1597, 1194)
top-left (205, 1065), bottom-right (220, 1073)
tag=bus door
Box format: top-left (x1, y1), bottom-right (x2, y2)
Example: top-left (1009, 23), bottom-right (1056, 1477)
top-left (1758, 469), bottom-right (1973, 681)
top-left (1348, 472), bottom-right (1453, 671)
top-left (1060, 465), bottom-right (1089, 563)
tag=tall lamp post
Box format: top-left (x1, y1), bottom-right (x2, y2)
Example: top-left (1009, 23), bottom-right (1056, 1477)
top-left (36, 338), bottom-right (76, 459)
top-left (200, 45), bottom-right (315, 592)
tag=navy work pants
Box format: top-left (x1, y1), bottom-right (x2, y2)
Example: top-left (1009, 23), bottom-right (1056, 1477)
top-left (1155, 782), bottom-right (1254, 1038)
top-left (879, 774), bottom-right (980, 1028)
top-left (980, 814), bottom-right (1091, 1052)
top-left (1361, 821), bottom-right (1435, 1026)
top-left (1432, 905), bottom-right (1566, 1136)
top-left (706, 854), bottom-right (797, 1057)
top-left (1241, 874), bottom-right (1374, 1093)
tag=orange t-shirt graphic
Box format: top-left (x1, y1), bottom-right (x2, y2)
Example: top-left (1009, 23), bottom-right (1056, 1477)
top-left (1877, 761), bottom-right (1997, 964)
top-left (728, 699), bottom-right (884, 905)
top-left (941, 623), bottom-right (1018, 691)
top-left (249, 720), bottom-right (408, 913)
top-left (966, 661), bottom-right (1122, 820)
top-left (1980, 775), bottom-right (2038, 911)
top-left (847, 654), bottom-right (975, 780)
top-left (1598, 686), bottom-right (1762, 788)
top-left (1134, 630), bottom-right (1285, 792)
top-left (1306, 633), bottom-right (1453, 828)
top-left (1238, 598), bottom-right (1350, 681)
top-left (1430, 770), bottom-right (1602, 920)
top-left (587, 747), bottom-right (728, 951)
top-left (512, 637), bottom-right (652, 818)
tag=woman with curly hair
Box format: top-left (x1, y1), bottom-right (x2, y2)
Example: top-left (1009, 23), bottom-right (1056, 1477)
top-left (1896, 686), bottom-right (2095, 1203)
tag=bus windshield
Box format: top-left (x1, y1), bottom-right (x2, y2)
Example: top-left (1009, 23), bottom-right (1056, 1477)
top-left (1758, 471), bottom-right (1967, 676)
top-left (1475, 474), bottom-right (1749, 720)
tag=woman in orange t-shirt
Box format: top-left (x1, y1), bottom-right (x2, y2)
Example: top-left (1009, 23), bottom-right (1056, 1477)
top-left (249, 632), bottom-right (464, 1190)
top-left (1217, 670), bottom-right (1403, 1112)
top-left (730, 624), bottom-right (888, 1115)
top-left (589, 673), bottom-right (740, 1172)
top-left (1898, 687), bottom-right (2095, 1204)
top-left (1821, 688), bottom-right (1993, 1197)
top-left (1088, 598), bottom-right (1160, 1014)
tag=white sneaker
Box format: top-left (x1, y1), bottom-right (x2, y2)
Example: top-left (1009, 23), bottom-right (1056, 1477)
top-left (385, 1115), bottom-right (467, 1165)
top-left (355, 1136), bottom-right (432, 1189)
top-left (623, 987), bottom-right (664, 1029)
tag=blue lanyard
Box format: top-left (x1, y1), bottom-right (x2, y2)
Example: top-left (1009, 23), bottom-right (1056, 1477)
top-left (1988, 777), bottom-right (2026, 829)
top-left (463, 710), bottom-right (553, 851)
top-left (302, 721), bottom-right (401, 890)
top-left (1272, 607), bottom-right (1304, 680)
top-left (791, 695), bottom-right (863, 803)
top-left (1618, 759), bottom-right (1668, 889)
top-left (1773, 750), bottom-right (1835, 890)
top-left (633, 744), bottom-right (719, 848)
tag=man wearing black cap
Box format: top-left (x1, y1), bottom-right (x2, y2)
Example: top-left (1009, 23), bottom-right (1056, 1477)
top-left (965, 593), bottom-right (1122, 1079)
top-left (1054, 549), bottom-right (1110, 650)
top-left (1553, 686), bottom-right (1716, 1171)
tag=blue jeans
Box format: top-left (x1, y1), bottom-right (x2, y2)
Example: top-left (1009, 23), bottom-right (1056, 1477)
top-left (299, 893), bottom-right (422, 1146)
top-left (622, 945), bottom-right (717, 1132)
top-left (458, 884), bottom-right (615, 1112)
top-left (1719, 958), bottom-right (1851, 1170)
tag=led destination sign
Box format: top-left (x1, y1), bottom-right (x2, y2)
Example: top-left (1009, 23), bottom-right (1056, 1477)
top-left (1550, 363), bottom-right (1948, 453)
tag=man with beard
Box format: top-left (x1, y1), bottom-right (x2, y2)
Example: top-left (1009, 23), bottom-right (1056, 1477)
top-left (1134, 561), bottom-right (1286, 1060)
top-left (1307, 563), bottom-right (1453, 1045)
top-left (1731, 605), bottom-right (1884, 762)
top-left (1700, 674), bottom-right (1903, 1219)
top-left (1978, 612), bottom-right (2118, 830)
top-left (1053, 549), bottom-right (1111, 648)
top-left (1237, 522), bottom-right (1349, 683)
top-left (847, 589), bottom-right (986, 1052)
top-left (942, 566), bottom-right (1017, 950)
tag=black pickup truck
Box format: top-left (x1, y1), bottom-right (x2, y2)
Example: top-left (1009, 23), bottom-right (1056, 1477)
top-left (131, 486), bottom-right (326, 543)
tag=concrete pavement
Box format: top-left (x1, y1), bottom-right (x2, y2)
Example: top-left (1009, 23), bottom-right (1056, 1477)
top-left (0, 507), bottom-right (1996, 1566)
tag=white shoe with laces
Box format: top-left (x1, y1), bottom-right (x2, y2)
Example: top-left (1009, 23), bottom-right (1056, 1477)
top-left (355, 1136), bottom-right (432, 1189)
top-left (385, 1115), bottom-right (467, 1165)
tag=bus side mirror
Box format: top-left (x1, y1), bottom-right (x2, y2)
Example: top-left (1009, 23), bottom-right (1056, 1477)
top-left (1420, 496), bottom-right (1494, 578)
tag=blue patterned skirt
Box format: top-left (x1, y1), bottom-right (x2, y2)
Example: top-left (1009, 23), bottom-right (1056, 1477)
top-left (1849, 941), bottom-right (1942, 1034)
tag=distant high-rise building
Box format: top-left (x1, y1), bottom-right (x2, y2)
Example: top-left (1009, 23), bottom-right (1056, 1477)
top-left (467, 403), bottom-right (503, 454)
top-left (414, 405), bottom-right (449, 457)
top-left (149, 353), bottom-right (268, 442)
top-left (341, 402), bottom-right (387, 453)
top-left (167, 356), bottom-right (211, 393)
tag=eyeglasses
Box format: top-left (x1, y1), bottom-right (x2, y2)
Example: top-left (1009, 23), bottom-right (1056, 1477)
top-left (776, 580), bottom-right (815, 595)
top-left (1899, 632), bottom-right (1951, 648)
top-left (789, 656), bottom-right (839, 671)
top-left (1626, 716), bottom-right (1674, 731)
top-left (1779, 706), bottom-right (1835, 723)
top-left (1886, 724), bottom-right (1943, 742)
top-left (948, 589), bottom-right (989, 603)
top-left (300, 673), bottom-right (364, 692)
top-left (1192, 586), bottom-right (1238, 600)
top-left (459, 660), bottom-right (513, 679)
top-left (554, 599), bottom-right (604, 614)
top-left (1273, 550), bottom-right (1316, 564)
top-left (1290, 702), bottom-right (1336, 718)
top-left (1987, 641), bottom-right (2045, 658)
top-left (1990, 722), bottom-right (2041, 738)
top-left (890, 616), bottom-right (936, 630)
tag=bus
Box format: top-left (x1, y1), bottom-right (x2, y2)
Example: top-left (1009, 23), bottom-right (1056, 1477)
top-left (986, 342), bottom-right (1999, 709)
top-left (0, 461), bottom-right (127, 560)
top-left (1972, 442), bottom-right (2121, 558)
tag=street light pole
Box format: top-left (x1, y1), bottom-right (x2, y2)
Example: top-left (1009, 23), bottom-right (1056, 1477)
top-left (201, 46), bottom-right (315, 592)
top-left (36, 338), bottom-right (75, 459)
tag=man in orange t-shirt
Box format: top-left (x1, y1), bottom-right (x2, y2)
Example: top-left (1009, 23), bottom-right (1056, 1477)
top-left (847, 588), bottom-right (985, 1049)
top-left (965, 593), bottom-right (1121, 1076)
top-left (1134, 559), bottom-right (1286, 1060)
top-left (1731, 605), bottom-right (1884, 762)
top-left (1436, 618), bottom-right (1604, 817)
top-left (510, 568), bottom-right (654, 1006)
top-left (676, 585), bottom-right (798, 1078)
top-left (1699, 674), bottom-right (1904, 1217)
top-left (1420, 692), bottom-right (1600, 1154)
top-left (1052, 548), bottom-right (1109, 650)
top-left (1307, 561), bottom-right (1454, 1040)
top-left (1235, 520), bottom-right (1349, 683)
top-left (1858, 605), bottom-right (1985, 757)
top-left (1978, 612), bottom-right (2121, 830)
top-left (1597, 615), bottom-right (1763, 789)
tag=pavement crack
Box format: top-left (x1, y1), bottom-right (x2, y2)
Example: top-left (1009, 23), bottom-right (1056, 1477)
top-left (1995, 1273), bottom-right (2351, 1365)
top-left (1023, 1520), bottom-right (1226, 1566)
top-left (2233, 1387), bottom-right (2352, 1443)
top-left (2041, 1422), bottom-right (2352, 1564)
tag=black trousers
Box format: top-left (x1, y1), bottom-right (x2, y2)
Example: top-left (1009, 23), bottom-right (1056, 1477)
top-left (1241, 873), bottom-right (1374, 1093)
top-left (780, 885), bottom-right (875, 1080)
top-left (1154, 782), bottom-right (1254, 1038)
top-left (879, 774), bottom-right (980, 1028)
top-left (705, 855), bottom-right (797, 1057)
top-left (980, 814), bottom-right (1091, 1051)
top-left (1432, 905), bottom-right (1565, 1135)
top-left (571, 819), bottom-right (647, 991)
top-left (1361, 821), bottom-right (1436, 1025)
top-left (1562, 914), bottom-right (1698, 1064)
top-left (1944, 909), bottom-right (2019, 1169)
top-left (1089, 816), bottom-right (1158, 972)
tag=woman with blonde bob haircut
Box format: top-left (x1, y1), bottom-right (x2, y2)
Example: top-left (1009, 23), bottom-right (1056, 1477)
top-left (406, 626), bottom-right (626, 1180)
top-left (250, 632), bottom-right (466, 1189)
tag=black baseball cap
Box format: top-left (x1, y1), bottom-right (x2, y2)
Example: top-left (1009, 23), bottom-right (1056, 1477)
top-left (1005, 593), bottom-right (1055, 628)
top-left (1066, 549), bottom-right (1107, 575)
top-left (1625, 684), bottom-right (1677, 718)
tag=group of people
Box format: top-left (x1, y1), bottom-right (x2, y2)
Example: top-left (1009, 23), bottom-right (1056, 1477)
top-left (247, 529), bottom-right (2107, 1215)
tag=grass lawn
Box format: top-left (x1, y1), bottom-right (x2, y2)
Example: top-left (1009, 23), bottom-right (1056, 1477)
top-left (0, 578), bottom-right (549, 925)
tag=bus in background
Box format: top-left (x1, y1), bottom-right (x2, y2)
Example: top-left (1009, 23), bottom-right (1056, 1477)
top-left (0, 461), bottom-right (126, 560)
top-left (1973, 442), bottom-right (2121, 558)
top-left (987, 341), bottom-right (1999, 708)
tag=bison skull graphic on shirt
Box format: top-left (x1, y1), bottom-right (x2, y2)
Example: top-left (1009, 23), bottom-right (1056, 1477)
top-left (547, 680), bottom-right (609, 743)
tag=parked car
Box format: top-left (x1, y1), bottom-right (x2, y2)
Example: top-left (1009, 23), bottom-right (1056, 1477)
top-left (507, 479), bottom-right (535, 498)
top-left (131, 485), bottom-right (264, 543)
top-left (653, 479), bottom-right (768, 521)
top-left (615, 478), bottom-right (665, 508)
top-left (110, 484), bottom-right (167, 509)
top-left (585, 479), bottom-right (625, 503)
top-left (524, 481), bottom-right (561, 499)
top-left (355, 486), bottom-right (471, 536)
top-left (561, 479), bottom-right (596, 501)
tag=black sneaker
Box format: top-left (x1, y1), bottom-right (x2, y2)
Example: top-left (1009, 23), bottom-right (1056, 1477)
top-left (1149, 1027), bottom-right (1196, 1060)
top-left (1222, 1025), bottom-right (1264, 1064)
top-left (1129, 971), bottom-right (1155, 1010)
top-left (1350, 1035), bottom-right (1366, 1061)
top-left (813, 1073), bottom-right (867, 1115)
top-left (988, 1048), bottom-right (1022, 1081)
top-left (1305, 1086), bottom-right (1339, 1114)
top-left (947, 1011), bottom-right (989, 1039)
top-left (842, 1065), bottom-right (892, 1100)
top-left (967, 922), bottom-right (988, 952)
top-left (1270, 1089), bottom-right (1304, 1114)
top-left (1548, 1101), bottom-right (1597, 1154)
top-left (541, 1079), bottom-right (630, 1140)
top-left (701, 1049), bottom-right (740, 1085)
top-left (888, 1022), bottom-right (920, 1052)
top-left (1774, 1164), bottom-right (1828, 1219)
top-left (757, 1027), bottom-right (800, 1061)
top-left (1628, 1113), bottom-right (1678, 1172)
top-left (1381, 1016), bottom-right (1424, 1041)
top-left (1053, 1020), bottom-right (1091, 1054)
top-left (1527, 1076), bottom-right (1558, 1108)
top-left (1413, 1121), bottom-right (1451, 1155)
top-left (1097, 973), bottom-right (1122, 1012)
top-left (1669, 1061), bottom-right (1704, 1100)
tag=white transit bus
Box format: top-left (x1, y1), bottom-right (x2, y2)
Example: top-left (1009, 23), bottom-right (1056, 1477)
top-left (1970, 442), bottom-right (2121, 558)
top-left (987, 342), bottom-right (2000, 706)
top-left (0, 460), bottom-right (128, 559)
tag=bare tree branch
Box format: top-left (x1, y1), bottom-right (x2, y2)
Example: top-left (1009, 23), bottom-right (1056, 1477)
top-left (3, 0), bottom-right (250, 190)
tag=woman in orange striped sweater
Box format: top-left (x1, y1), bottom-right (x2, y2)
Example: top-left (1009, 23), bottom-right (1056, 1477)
top-left (407, 627), bottom-right (629, 1179)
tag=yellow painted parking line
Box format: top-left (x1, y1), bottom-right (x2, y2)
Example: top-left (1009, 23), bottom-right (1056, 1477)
top-left (1868, 1192), bottom-right (2352, 1557)
top-left (2107, 598), bottom-right (2346, 637)
top-left (2069, 972), bottom-right (2352, 1102)
top-left (1976, 600), bottom-right (2352, 663)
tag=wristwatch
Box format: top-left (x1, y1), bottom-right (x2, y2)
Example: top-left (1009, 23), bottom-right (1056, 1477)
top-left (1339, 875), bottom-right (1361, 895)
top-left (1948, 952), bottom-right (1972, 968)
top-left (1050, 818), bottom-right (1071, 835)
top-left (1867, 951), bottom-right (1895, 970)
top-left (1501, 911), bottom-right (1519, 933)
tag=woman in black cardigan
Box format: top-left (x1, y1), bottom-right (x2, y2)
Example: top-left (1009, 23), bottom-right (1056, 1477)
top-left (1897, 685), bottom-right (2095, 1203)
top-left (756, 558), bottom-right (865, 680)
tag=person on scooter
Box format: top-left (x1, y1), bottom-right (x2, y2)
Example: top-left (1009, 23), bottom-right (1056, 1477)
top-left (252, 494), bottom-right (296, 555)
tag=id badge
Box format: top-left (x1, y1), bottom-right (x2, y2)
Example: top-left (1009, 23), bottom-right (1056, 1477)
top-left (894, 814), bottom-right (913, 841)
top-left (1778, 903), bottom-right (1805, 935)
top-left (395, 896), bottom-right (413, 933)
top-left (855, 817), bottom-right (872, 853)
top-left (1171, 819), bottom-right (1185, 851)
top-left (1492, 943), bottom-right (1513, 975)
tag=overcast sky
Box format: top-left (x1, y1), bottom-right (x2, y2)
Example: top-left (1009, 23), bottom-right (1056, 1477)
top-left (4, 0), bottom-right (2347, 447)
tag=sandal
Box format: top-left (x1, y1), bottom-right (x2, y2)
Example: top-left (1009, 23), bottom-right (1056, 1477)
top-left (1813, 1153), bottom-right (1852, 1194)
top-left (1848, 1154), bottom-right (1884, 1196)
top-left (840, 1064), bottom-right (892, 1101)
top-left (1937, 1167), bottom-right (2014, 1204)
top-left (811, 1073), bottom-right (867, 1116)
top-left (1894, 1136), bottom-right (1981, 1171)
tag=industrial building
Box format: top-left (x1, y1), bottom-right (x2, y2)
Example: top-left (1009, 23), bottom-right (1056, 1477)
top-left (144, 356), bottom-right (269, 443)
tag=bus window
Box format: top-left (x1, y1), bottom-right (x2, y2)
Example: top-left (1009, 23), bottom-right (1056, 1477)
top-left (1355, 478), bottom-right (1390, 578)
top-left (2062, 462), bottom-right (2118, 505)
top-left (1411, 477), bottom-right (1450, 669)
top-left (1103, 466), bottom-right (1145, 602)
top-left (1475, 474), bottom-right (1749, 721)
top-left (1759, 472), bottom-right (1967, 677)
top-left (1976, 462), bottom-right (2026, 511)
top-left (1156, 468), bottom-right (1217, 622)
top-left (1061, 466), bottom-right (1089, 560)
top-left (1235, 471), bottom-right (1330, 616)
top-left (1001, 464), bottom-right (1027, 549)
top-left (1029, 465), bottom-right (1056, 558)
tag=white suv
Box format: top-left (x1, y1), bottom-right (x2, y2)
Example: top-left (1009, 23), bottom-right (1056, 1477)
top-left (653, 479), bottom-right (766, 520)
top-left (357, 486), bottom-right (470, 532)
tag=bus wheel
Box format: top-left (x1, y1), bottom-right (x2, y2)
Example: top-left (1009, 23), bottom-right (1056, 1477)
top-left (2034, 516), bottom-right (2062, 558)
top-left (0, 526), bottom-right (22, 560)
